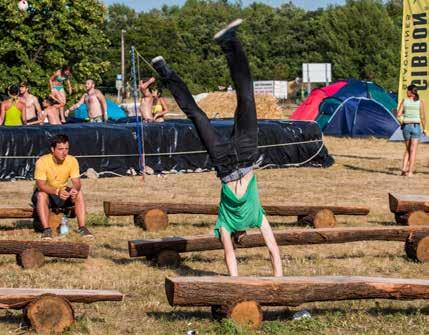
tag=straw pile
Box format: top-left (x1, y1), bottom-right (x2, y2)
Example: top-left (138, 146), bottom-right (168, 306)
top-left (197, 92), bottom-right (283, 119)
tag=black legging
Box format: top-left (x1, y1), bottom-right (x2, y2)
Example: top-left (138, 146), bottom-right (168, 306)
top-left (160, 35), bottom-right (258, 178)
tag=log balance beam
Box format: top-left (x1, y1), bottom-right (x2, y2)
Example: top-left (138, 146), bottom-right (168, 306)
top-left (389, 193), bottom-right (429, 226)
top-left (0, 240), bottom-right (90, 269)
top-left (0, 288), bottom-right (123, 333)
top-left (129, 226), bottom-right (429, 266)
top-left (104, 201), bottom-right (369, 231)
top-left (165, 276), bottom-right (429, 329)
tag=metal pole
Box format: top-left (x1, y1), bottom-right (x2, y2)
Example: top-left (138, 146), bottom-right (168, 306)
top-left (121, 29), bottom-right (126, 101)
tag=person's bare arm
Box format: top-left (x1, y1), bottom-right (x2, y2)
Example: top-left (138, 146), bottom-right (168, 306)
top-left (154, 98), bottom-right (169, 119)
top-left (69, 178), bottom-right (82, 200)
top-left (420, 100), bottom-right (426, 134)
top-left (49, 73), bottom-right (57, 90)
top-left (65, 95), bottom-right (85, 117)
top-left (21, 103), bottom-right (27, 125)
top-left (139, 77), bottom-right (156, 94)
top-left (66, 79), bottom-right (72, 95)
top-left (36, 180), bottom-right (70, 200)
top-left (96, 90), bottom-right (108, 121)
top-left (396, 100), bottom-right (404, 119)
top-left (0, 102), bottom-right (5, 125)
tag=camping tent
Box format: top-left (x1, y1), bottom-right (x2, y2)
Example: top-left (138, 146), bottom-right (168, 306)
top-left (291, 79), bottom-right (399, 137)
top-left (73, 99), bottom-right (127, 120)
top-left (389, 127), bottom-right (429, 143)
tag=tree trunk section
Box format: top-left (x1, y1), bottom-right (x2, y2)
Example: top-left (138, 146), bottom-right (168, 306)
top-left (16, 249), bottom-right (45, 269)
top-left (0, 207), bottom-right (34, 218)
top-left (129, 226), bottom-right (429, 258)
top-left (298, 209), bottom-right (336, 228)
top-left (228, 300), bottom-right (263, 330)
top-left (405, 232), bottom-right (429, 262)
top-left (165, 276), bottom-right (429, 307)
top-left (408, 211), bottom-right (429, 226)
top-left (389, 193), bottom-right (429, 213)
top-left (0, 240), bottom-right (90, 259)
top-left (0, 288), bottom-right (123, 305)
top-left (49, 212), bottom-right (62, 237)
top-left (134, 209), bottom-right (168, 231)
top-left (25, 294), bottom-right (75, 334)
top-left (104, 201), bottom-right (369, 217)
top-left (155, 250), bottom-right (181, 267)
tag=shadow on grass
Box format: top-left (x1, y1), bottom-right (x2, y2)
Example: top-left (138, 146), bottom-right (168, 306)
top-left (343, 164), bottom-right (398, 176)
top-left (332, 153), bottom-right (382, 161)
top-left (367, 220), bottom-right (397, 226)
top-left (101, 243), bottom-right (128, 253)
top-left (147, 305), bottom-right (429, 323)
top-left (0, 220), bottom-right (34, 231)
top-left (0, 312), bottom-right (25, 325)
top-left (174, 264), bottom-right (221, 276)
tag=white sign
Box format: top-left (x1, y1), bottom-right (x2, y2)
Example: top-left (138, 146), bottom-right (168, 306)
top-left (116, 74), bottom-right (123, 81)
top-left (254, 81), bottom-right (287, 99)
top-left (302, 63), bottom-right (331, 83)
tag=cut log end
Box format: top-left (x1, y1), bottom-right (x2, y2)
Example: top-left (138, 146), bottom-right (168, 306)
top-left (405, 232), bottom-right (429, 263)
top-left (16, 249), bottom-right (45, 269)
top-left (298, 209), bottom-right (336, 228)
top-left (408, 211), bottom-right (429, 226)
top-left (156, 250), bottom-right (181, 267)
top-left (25, 294), bottom-right (75, 333)
top-left (212, 301), bottom-right (263, 330)
top-left (134, 209), bottom-right (168, 232)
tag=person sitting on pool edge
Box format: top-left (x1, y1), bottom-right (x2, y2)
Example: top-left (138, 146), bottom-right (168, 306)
top-left (151, 19), bottom-right (282, 276)
top-left (33, 134), bottom-right (94, 240)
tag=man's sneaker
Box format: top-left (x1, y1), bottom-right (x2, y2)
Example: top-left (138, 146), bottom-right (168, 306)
top-left (151, 56), bottom-right (172, 78)
top-left (41, 228), bottom-right (52, 240)
top-left (77, 226), bottom-right (94, 239)
top-left (214, 18), bottom-right (243, 43)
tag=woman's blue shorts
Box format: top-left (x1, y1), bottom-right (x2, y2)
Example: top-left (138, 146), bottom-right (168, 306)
top-left (402, 123), bottom-right (422, 140)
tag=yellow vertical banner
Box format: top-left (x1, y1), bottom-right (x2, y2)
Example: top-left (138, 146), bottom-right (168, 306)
top-left (399, 0), bottom-right (429, 132)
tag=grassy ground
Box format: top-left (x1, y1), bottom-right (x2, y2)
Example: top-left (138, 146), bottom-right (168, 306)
top-left (0, 136), bottom-right (428, 334)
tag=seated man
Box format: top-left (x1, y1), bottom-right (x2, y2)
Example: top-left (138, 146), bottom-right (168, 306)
top-left (32, 134), bottom-right (93, 240)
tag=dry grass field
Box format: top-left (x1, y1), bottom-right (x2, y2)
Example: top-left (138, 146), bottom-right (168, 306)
top-left (0, 136), bottom-right (428, 334)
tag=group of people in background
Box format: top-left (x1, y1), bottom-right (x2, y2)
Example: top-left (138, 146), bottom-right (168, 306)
top-left (0, 66), bottom-right (108, 126)
top-left (138, 77), bottom-right (168, 122)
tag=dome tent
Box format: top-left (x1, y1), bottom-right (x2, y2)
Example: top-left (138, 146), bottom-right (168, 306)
top-left (291, 79), bottom-right (399, 137)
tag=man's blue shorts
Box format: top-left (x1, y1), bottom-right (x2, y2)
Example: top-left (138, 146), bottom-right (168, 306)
top-left (402, 123), bottom-right (422, 140)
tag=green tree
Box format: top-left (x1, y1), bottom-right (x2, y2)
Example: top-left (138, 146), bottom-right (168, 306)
top-left (317, 0), bottom-right (401, 90)
top-left (0, 0), bottom-right (110, 97)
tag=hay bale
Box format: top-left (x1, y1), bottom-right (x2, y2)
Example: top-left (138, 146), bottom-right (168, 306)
top-left (197, 92), bottom-right (283, 119)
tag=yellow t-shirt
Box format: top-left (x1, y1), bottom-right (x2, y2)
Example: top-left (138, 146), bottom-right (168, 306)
top-left (34, 154), bottom-right (80, 189)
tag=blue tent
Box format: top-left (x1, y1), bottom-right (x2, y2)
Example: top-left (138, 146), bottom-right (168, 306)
top-left (324, 97), bottom-right (400, 137)
top-left (74, 99), bottom-right (127, 120)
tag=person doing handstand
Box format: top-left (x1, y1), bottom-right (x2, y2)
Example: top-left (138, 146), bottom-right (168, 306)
top-left (151, 19), bottom-right (282, 277)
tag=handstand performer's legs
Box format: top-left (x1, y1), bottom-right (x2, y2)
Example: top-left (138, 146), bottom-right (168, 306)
top-left (151, 59), bottom-right (224, 161)
top-left (259, 216), bottom-right (283, 277)
top-left (218, 31), bottom-right (257, 143)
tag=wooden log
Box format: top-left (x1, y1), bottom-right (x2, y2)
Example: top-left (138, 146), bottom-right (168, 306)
top-left (0, 240), bottom-right (90, 259)
top-left (129, 226), bottom-right (429, 258)
top-left (389, 193), bottom-right (429, 213)
top-left (0, 207), bottom-right (34, 219)
top-left (297, 209), bottom-right (336, 228)
top-left (395, 211), bottom-right (429, 226)
top-left (165, 276), bottom-right (429, 307)
top-left (154, 250), bottom-right (181, 267)
top-left (405, 232), bottom-right (429, 262)
top-left (24, 294), bottom-right (74, 333)
top-left (16, 249), bottom-right (45, 269)
top-left (134, 209), bottom-right (169, 231)
top-left (228, 300), bottom-right (263, 329)
top-left (49, 212), bottom-right (62, 237)
top-left (0, 288), bottom-right (123, 306)
top-left (104, 201), bottom-right (369, 217)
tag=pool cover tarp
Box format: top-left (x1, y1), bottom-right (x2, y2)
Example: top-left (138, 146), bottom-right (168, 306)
top-left (0, 119), bottom-right (334, 180)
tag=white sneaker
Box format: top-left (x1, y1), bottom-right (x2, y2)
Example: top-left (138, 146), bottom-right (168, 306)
top-left (214, 18), bottom-right (243, 41)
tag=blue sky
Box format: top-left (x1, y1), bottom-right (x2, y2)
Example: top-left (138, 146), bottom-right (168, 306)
top-left (102, 0), bottom-right (346, 12)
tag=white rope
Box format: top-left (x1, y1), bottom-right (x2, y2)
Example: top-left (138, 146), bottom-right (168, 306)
top-left (0, 139), bottom-right (324, 159)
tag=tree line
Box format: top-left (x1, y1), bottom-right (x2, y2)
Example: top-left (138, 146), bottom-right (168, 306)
top-left (0, 0), bottom-right (403, 97)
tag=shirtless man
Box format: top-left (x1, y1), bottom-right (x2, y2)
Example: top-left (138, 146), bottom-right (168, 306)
top-left (65, 80), bottom-right (107, 122)
top-left (42, 97), bottom-right (62, 125)
top-left (19, 82), bottom-right (43, 125)
top-left (139, 77), bottom-right (156, 122)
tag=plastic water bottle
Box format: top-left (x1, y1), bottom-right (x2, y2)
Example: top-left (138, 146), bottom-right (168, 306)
top-left (60, 215), bottom-right (69, 235)
top-left (293, 310), bottom-right (311, 320)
